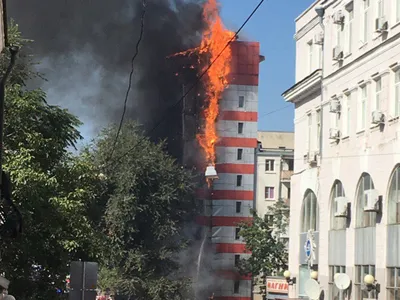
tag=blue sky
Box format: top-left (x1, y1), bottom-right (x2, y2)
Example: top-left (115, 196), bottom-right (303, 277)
top-left (219, 0), bottom-right (313, 132)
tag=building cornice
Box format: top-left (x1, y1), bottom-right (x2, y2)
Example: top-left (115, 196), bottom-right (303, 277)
top-left (282, 69), bottom-right (322, 104)
top-left (294, 17), bottom-right (319, 41)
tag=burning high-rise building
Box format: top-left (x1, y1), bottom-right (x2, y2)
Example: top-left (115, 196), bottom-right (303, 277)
top-left (186, 39), bottom-right (263, 300)
top-left (173, 2), bottom-right (263, 299)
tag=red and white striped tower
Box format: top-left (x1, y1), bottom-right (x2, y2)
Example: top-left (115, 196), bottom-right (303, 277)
top-left (197, 41), bottom-right (262, 300)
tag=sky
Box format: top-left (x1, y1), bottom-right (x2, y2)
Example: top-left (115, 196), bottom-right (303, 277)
top-left (219, 0), bottom-right (313, 133)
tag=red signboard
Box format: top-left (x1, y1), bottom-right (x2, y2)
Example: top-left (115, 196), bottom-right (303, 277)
top-left (266, 278), bottom-right (289, 294)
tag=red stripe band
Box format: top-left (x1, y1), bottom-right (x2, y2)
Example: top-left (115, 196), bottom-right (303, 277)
top-left (216, 163), bottom-right (255, 174)
top-left (219, 111), bottom-right (258, 122)
top-left (196, 216), bottom-right (252, 227)
top-left (215, 243), bottom-right (251, 254)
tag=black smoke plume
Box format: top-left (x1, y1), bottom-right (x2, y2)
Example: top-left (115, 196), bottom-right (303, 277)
top-left (7, 0), bottom-right (206, 158)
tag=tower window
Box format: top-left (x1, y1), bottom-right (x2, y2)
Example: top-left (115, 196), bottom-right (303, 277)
top-left (238, 96), bottom-right (245, 108)
top-left (236, 202), bottom-right (242, 213)
top-left (237, 149), bottom-right (243, 160)
top-left (238, 122), bottom-right (244, 134)
top-left (236, 175), bottom-right (243, 186)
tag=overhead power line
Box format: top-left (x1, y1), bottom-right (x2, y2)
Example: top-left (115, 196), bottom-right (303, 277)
top-left (104, 0), bottom-right (266, 169)
top-left (109, 0), bottom-right (147, 160)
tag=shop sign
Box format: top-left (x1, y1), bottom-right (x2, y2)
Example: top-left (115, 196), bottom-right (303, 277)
top-left (266, 278), bottom-right (289, 294)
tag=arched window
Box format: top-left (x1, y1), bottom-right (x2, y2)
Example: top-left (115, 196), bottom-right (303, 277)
top-left (330, 180), bottom-right (347, 230)
top-left (355, 173), bottom-right (376, 228)
top-left (388, 165), bottom-right (400, 224)
top-left (301, 189), bottom-right (318, 232)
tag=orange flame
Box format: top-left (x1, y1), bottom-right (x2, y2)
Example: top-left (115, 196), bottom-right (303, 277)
top-left (168, 0), bottom-right (234, 169)
top-left (197, 0), bottom-right (234, 165)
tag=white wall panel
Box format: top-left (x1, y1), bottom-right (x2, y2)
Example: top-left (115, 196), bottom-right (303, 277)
top-left (217, 120), bottom-right (257, 139)
top-left (212, 253), bottom-right (251, 270)
top-left (211, 226), bottom-right (245, 244)
top-left (212, 174), bottom-right (254, 191)
top-left (208, 200), bottom-right (253, 217)
top-left (221, 85), bottom-right (258, 113)
top-left (216, 147), bottom-right (255, 164)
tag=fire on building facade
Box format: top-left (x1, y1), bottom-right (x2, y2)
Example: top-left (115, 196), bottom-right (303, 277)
top-left (185, 40), bottom-right (263, 300)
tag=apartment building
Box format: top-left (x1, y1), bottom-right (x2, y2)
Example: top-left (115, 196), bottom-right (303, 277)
top-left (255, 131), bottom-right (293, 227)
top-left (253, 131), bottom-right (293, 300)
top-left (282, 0), bottom-right (400, 299)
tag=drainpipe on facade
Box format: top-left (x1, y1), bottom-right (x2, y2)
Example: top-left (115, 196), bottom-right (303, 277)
top-left (316, 6), bottom-right (325, 161)
top-left (278, 155), bottom-right (283, 202)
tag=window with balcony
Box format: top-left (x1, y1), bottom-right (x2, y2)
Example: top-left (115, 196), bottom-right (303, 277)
top-left (388, 165), bottom-right (400, 224)
top-left (265, 187), bottom-right (275, 200)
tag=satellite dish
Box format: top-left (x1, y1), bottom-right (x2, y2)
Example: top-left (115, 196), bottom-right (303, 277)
top-left (334, 273), bottom-right (351, 290)
top-left (304, 279), bottom-right (321, 300)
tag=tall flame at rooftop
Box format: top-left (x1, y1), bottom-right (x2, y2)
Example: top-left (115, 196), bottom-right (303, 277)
top-left (170, 0), bottom-right (234, 166)
top-left (197, 0), bottom-right (234, 165)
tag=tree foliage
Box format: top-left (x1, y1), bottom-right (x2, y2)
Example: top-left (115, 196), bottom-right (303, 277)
top-left (92, 122), bottom-right (196, 300)
top-left (1, 22), bottom-right (197, 300)
top-left (238, 207), bottom-right (288, 280)
top-left (267, 198), bottom-right (290, 238)
top-left (0, 23), bottom-right (107, 299)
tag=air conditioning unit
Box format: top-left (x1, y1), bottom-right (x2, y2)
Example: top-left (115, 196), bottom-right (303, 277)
top-left (363, 189), bottom-right (380, 212)
top-left (334, 197), bottom-right (349, 218)
top-left (371, 110), bottom-right (384, 124)
top-left (303, 152), bottom-right (309, 163)
top-left (308, 152), bottom-right (318, 165)
top-left (333, 10), bottom-right (344, 24)
top-left (375, 17), bottom-right (388, 32)
top-left (330, 98), bottom-right (341, 113)
top-left (332, 46), bottom-right (344, 61)
top-left (314, 31), bottom-right (324, 45)
top-left (329, 128), bottom-right (340, 140)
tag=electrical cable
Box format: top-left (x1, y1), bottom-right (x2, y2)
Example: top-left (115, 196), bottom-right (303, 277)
top-left (258, 103), bottom-right (292, 119)
top-left (103, 0), bottom-right (266, 169)
top-left (108, 0), bottom-right (147, 161)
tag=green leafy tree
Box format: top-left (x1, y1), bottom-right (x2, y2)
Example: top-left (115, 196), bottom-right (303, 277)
top-left (267, 198), bottom-right (290, 238)
top-left (238, 210), bottom-right (288, 278)
top-left (92, 122), bottom-right (197, 300)
top-left (0, 23), bottom-right (107, 299)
